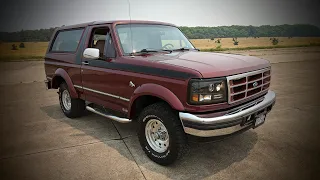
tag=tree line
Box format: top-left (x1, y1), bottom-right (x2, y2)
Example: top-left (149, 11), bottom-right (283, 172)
top-left (180, 24), bottom-right (320, 39)
top-left (0, 28), bottom-right (56, 42)
top-left (0, 24), bottom-right (319, 42)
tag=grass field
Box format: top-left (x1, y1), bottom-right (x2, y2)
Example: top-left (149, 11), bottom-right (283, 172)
top-left (0, 42), bottom-right (48, 61)
top-left (190, 37), bottom-right (320, 50)
top-left (1, 37), bottom-right (320, 61)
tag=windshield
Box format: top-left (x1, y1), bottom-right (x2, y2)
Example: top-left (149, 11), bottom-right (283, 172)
top-left (116, 24), bottom-right (195, 54)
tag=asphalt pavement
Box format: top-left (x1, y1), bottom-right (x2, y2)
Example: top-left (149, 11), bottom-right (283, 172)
top-left (0, 47), bottom-right (319, 180)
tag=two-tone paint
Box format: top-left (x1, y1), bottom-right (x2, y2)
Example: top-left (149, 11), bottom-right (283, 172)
top-left (45, 20), bottom-right (270, 120)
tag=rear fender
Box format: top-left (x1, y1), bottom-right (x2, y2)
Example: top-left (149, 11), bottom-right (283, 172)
top-left (52, 68), bottom-right (78, 98)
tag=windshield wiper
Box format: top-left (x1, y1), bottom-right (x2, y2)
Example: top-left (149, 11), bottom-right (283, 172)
top-left (172, 47), bottom-right (191, 51)
top-left (172, 47), bottom-right (201, 52)
top-left (160, 49), bottom-right (173, 53)
top-left (129, 49), bottom-right (157, 56)
top-left (137, 49), bottom-right (158, 53)
top-left (130, 48), bottom-right (172, 55)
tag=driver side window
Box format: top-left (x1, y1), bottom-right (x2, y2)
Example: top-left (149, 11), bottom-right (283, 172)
top-left (105, 33), bottom-right (116, 58)
top-left (89, 27), bottom-right (116, 58)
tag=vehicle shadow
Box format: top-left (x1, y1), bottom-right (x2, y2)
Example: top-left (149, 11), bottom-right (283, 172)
top-left (41, 104), bottom-right (258, 179)
top-left (121, 127), bottom-right (257, 179)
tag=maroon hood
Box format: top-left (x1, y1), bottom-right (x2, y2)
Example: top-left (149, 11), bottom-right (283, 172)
top-left (140, 51), bottom-right (270, 78)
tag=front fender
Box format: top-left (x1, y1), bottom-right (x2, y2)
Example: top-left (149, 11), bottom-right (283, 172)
top-left (52, 68), bottom-right (78, 98)
top-left (129, 83), bottom-right (185, 113)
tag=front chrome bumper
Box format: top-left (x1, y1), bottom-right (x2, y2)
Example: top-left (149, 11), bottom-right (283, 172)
top-left (179, 90), bottom-right (276, 137)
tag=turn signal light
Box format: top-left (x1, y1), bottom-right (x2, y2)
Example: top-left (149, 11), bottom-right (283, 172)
top-left (192, 94), bottom-right (199, 102)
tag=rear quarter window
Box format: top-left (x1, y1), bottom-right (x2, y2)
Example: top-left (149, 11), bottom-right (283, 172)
top-left (50, 29), bottom-right (84, 52)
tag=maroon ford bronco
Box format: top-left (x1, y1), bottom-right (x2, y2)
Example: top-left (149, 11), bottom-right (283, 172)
top-left (44, 20), bottom-right (276, 165)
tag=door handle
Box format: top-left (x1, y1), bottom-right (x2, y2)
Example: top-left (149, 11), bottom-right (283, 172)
top-left (82, 61), bottom-right (89, 65)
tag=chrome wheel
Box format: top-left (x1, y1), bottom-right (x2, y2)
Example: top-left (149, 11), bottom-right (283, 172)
top-left (145, 119), bottom-right (169, 153)
top-left (62, 89), bottom-right (71, 111)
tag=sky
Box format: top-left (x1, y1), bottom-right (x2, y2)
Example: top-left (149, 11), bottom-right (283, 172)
top-left (0, 0), bottom-right (319, 32)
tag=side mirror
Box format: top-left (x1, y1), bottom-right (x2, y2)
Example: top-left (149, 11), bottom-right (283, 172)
top-left (83, 48), bottom-right (100, 59)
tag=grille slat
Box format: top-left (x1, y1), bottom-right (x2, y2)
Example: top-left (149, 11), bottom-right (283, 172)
top-left (231, 82), bottom-right (247, 88)
top-left (227, 68), bottom-right (271, 104)
top-left (231, 89), bottom-right (247, 96)
top-left (248, 77), bottom-right (263, 83)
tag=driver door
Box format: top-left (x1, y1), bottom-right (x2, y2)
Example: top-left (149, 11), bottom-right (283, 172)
top-left (80, 26), bottom-right (125, 113)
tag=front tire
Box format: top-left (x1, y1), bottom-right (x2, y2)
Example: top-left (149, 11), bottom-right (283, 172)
top-left (137, 102), bottom-right (188, 165)
top-left (59, 82), bottom-right (85, 118)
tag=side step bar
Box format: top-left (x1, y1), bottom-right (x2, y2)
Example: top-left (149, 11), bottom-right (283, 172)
top-left (86, 106), bottom-right (132, 123)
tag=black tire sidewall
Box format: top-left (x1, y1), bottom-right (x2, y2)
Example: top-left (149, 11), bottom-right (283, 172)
top-left (138, 105), bottom-right (183, 165)
top-left (140, 115), bottom-right (171, 160)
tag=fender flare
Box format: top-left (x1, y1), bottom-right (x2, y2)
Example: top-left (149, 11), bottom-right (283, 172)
top-left (52, 68), bottom-right (78, 98)
top-left (129, 83), bottom-right (185, 116)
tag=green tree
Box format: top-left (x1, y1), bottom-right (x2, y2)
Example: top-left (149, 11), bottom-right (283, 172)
top-left (233, 37), bottom-right (239, 45)
top-left (19, 42), bottom-right (25, 48)
top-left (12, 44), bottom-right (18, 50)
top-left (271, 38), bottom-right (279, 45)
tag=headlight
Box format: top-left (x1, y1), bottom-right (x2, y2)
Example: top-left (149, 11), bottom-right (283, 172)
top-left (188, 78), bottom-right (227, 105)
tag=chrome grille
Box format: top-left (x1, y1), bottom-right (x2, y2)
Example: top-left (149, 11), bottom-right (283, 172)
top-left (227, 68), bottom-right (271, 104)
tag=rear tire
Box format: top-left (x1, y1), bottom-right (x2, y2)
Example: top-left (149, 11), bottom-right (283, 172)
top-left (137, 102), bottom-right (188, 165)
top-left (59, 82), bottom-right (85, 118)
